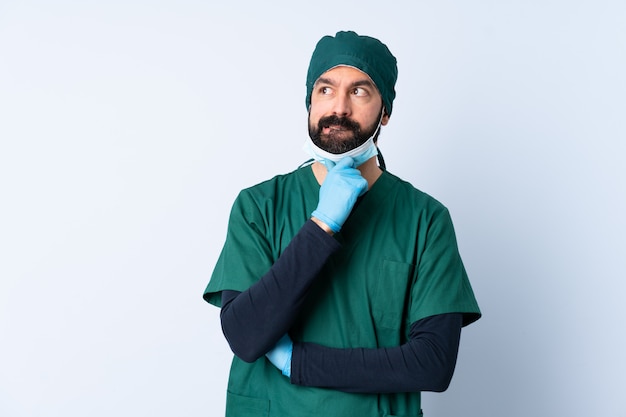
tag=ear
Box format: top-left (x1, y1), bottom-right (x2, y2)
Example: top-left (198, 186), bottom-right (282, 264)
top-left (381, 113), bottom-right (390, 126)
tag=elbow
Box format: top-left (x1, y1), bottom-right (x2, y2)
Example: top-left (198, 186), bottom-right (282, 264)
top-left (220, 298), bottom-right (267, 363)
top-left (429, 375), bottom-right (453, 393)
top-left (221, 324), bottom-right (266, 363)
top-left (220, 318), bottom-right (266, 363)
top-left (424, 363), bottom-right (456, 393)
top-left (231, 345), bottom-right (264, 363)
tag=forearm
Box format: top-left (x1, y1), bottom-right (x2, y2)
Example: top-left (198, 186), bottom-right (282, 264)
top-left (220, 219), bottom-right (340, 362)
top-left (291, 313), bottom-right (463, 393)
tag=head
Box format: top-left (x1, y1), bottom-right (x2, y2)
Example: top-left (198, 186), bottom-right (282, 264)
top-left (305, 31), bottom-right (398, 155)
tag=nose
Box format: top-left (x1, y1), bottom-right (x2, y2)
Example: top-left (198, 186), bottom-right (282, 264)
top-left (331, 93), bottom-right (351, 117)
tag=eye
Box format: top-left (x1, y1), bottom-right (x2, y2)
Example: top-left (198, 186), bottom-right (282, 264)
top-left (352, 87), bottom-right (368, 97)
top-left (319, 86), bottom-right (332, 95)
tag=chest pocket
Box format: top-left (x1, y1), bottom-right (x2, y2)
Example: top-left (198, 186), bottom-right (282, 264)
top-left (372, 259), bottom-right (414, 338)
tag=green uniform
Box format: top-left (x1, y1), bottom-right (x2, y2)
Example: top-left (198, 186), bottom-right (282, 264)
top-left (204, 165), bottom-right (480, 417)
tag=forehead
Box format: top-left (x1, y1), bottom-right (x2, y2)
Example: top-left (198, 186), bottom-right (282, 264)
top-left (315, 65), bottom-right (376, 86)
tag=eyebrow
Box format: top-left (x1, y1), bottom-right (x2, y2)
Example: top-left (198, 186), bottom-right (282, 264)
top-left (315, 77), bottom-right (376, 90)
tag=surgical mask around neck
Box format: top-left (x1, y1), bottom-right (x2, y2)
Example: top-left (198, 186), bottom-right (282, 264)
top-left (303, 111), bottom-right (383, 168)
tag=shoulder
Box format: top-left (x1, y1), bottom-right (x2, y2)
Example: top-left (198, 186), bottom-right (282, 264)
top-left (236, 166), bottom-right (311, 204)
top-left (242, 165), bottom-right (310, 194)
top-left (380, 171), bottom-right (448, 215)
top-left (229, 165), bottom-right (315, 225)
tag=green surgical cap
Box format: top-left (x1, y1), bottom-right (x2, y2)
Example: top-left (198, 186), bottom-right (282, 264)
top-left (306, 31), bottom-right (398, 116)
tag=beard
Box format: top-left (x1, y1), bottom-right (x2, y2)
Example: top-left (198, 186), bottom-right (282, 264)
top-left (308, 114), bottom-right (380, 154)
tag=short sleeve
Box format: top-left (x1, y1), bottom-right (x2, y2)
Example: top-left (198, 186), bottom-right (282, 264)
top-left (203, 189), bottom-right (274, 307)
top-left (409, 207), bottom-right (481, 327)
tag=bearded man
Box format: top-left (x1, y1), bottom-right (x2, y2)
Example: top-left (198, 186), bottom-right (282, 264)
top-left (203, 31), bottom-right (481, 417)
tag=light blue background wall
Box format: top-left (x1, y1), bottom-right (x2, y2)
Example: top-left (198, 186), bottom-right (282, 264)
top-left (1, 1), bottom-right (624, 416)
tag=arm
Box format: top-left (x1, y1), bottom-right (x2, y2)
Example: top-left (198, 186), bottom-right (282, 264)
top-left (224, 285), bottom-right (463, 393)
top-left (291, 313), bottom-right (463, 393)
top-left (220, 157), bottom-right (367, 362)
top-left (220, 220), bottom-right (339, 363)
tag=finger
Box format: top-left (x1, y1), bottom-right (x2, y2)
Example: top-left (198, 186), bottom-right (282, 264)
top-left (334, 156), bottom-right (355, 170)
top-left (323, 159), bottom-right (336, 170)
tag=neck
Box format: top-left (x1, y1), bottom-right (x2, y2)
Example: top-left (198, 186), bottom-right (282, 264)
top-left (312, 156), bottom-right (382, 189)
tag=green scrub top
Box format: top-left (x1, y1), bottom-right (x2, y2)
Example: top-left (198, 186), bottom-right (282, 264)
top-left (204, 165), bottom-right (481, 417)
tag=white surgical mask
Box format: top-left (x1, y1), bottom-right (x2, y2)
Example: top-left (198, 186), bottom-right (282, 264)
top-left (303, 111), bottom-right (384, 168)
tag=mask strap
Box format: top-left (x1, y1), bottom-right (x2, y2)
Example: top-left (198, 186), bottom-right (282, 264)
top-left (299, 158), bottom-right (315, 168)
top-left (374, 108), bottom-right (386, 170)
top-left (376, 147), bottom-right (386, 171)
top-left (371, 109), bottom-right (385, 140)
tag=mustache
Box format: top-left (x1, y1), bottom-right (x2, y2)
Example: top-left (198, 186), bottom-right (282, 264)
top-left (318, 115), bottom-right (361, 132)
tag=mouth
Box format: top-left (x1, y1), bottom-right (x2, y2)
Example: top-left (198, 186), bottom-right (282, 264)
top-left (322, 124), bottom-right (351, 135)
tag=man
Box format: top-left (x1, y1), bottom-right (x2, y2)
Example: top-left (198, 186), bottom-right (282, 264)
top-left (203, 31), bottom-right (481, 417)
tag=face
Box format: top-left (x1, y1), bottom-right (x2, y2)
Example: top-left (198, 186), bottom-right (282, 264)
top-left (308, 66), bottom-right (389, 154)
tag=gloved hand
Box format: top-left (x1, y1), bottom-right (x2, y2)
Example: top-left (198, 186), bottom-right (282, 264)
top-left (311, 157), bottom-right (368, 233)
top-left (265, 333), bottom-right (293, 378)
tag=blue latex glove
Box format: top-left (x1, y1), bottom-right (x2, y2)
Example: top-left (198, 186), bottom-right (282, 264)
top-left (311, 157), bottom-right (368, 233)
top-left (265, 334), bottom-right (293, 377)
